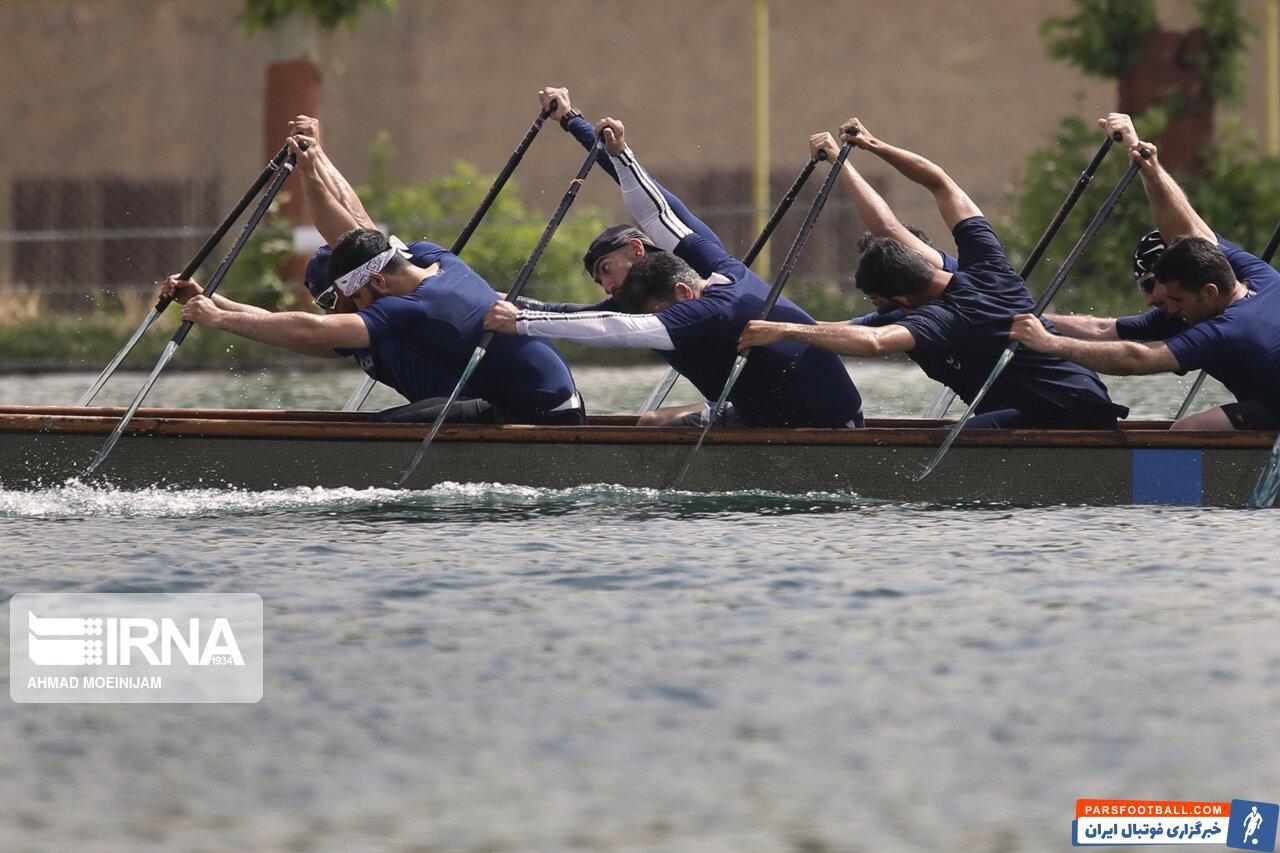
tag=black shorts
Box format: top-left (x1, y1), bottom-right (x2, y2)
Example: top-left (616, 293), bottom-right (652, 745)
top-left (1222, 399), bottom-right (1280, 430)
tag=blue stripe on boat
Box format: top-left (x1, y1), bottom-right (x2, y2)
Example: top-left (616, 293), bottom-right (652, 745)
top-left (1132, 448), bottom-right (1203, 505)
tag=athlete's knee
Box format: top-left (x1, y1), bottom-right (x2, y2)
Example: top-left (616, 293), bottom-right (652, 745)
top-left (1171, 407), bottom-right (1232, 431)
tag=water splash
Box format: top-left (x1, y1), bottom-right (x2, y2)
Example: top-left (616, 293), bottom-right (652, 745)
top-left (0, 480), bottom-right (883, 520)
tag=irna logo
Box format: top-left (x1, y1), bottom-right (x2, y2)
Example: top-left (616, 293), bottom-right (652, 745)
top-left (27, 611), bottom-right (245, 667)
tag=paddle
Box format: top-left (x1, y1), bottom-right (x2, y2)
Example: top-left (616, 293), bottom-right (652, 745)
top-left (342, 101), bottom-right (558, 413)
top-left (916, 146), bottom-right (1150, 482)
top-left (672, 140), bottom-right (855, 488)
top-left (84, 147), bottom-right (302, 477)
top-left (76, 144), bottom-right (293, 407)
top-left (638, 151), bottom-right (829, 416)
top-left (393, 139), bottom-right (605, 488)
top-left (921, 132), bottom-right (1122, 418)
top-left (1175, 218), bottom-right (1280, 420)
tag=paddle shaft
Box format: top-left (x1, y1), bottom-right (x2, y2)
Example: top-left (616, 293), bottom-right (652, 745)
top-left (342, 105), bottom-right (556, 413)
top-left (638, 152), bottom-right (828, 415)
top-left (394, 140), bottom-right (605, 488)
top-left (917, 151), bottom-right (1148, 482)
top-left (85, 153), bottom-right (299, 476)
top-left (76, 144), bottom-right (292, 407)
top-left (674, 141), bottom-right (854, 486)
top-left (922, 133), bottom-right (1120, 418)
top-left (1175, 217), bottom-right (1280, 419)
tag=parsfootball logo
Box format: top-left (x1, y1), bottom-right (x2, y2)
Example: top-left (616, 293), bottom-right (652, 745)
top-left (28, 611), bottom-right (245, 667)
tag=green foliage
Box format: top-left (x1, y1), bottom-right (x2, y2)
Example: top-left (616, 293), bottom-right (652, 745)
top-left (198, 204), bottom-right (299, 312)
top-left (1040, 0), bottom-right (1248, 103)
top-left (1000, 116), bottom-right (1280, 316)
top-left (1040, 0), bottom-right (1158, 78)
top-left (1195, 0), bottom-right (1249, 103)
top-left (240, 0), bottom-right (394, 32)
top-left (358, 133), bottom-right (609, 306)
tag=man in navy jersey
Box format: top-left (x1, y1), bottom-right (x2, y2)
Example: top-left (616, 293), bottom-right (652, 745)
top-left (302, 246), bottom-right (487, 421)
top-left (171, 119), bottom-right (583, 424)
top-left (1011, 126), bottom-right (1280, 431)
top-left (1031, 115), bottom-right (1280, 419)
top-left (740, 117), bottom-right (1128, 430)
top-left (178, 227), bottom-right (584, 424)
top-left (484, 113), bottom-right (862, 429)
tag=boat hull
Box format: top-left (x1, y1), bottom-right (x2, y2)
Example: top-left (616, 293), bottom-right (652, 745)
top-left (0, 407), bottom-right (1270, 507)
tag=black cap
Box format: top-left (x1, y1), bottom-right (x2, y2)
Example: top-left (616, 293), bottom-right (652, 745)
top-left (1133, 230), bottom-right (1166, 280)
top-left (303, 245), bottom-right (333, 298)
top-left (583, 225), bottom-right (656, 278)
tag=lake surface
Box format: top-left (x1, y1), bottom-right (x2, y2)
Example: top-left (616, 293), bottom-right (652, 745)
top-left (1, 364), bottom-right (1276, 851)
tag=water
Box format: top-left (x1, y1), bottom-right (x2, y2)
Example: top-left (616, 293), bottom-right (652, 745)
top-left (1, 365), bottom-right (1275, 851)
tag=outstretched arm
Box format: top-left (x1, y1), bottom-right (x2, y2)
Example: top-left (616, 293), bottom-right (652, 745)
top-left (1009, 313), bottom-right (1178, 375)
top-left (1041, 312), bottom-right (1119, 341)
top-left (811, 131), bottom-right (946, 270)
top-left (287, 116), bottom-right (377, 246)
top-left (181, 295), bottom-right (363, 357)
top-left (484, 299), bottom-right (674, 349)
top-left (1097, 114), bottom-right (1213, 243)
top-left (159, 275), bottom-right (272, 316)
top-left (540, 87), bottom-right (723, 247)
top-left (594, 117), bottom-right (693, 253)
top-left (738, 318), bottom-right (916, 357)
top-left (840, 118), bottom-right (982, 231)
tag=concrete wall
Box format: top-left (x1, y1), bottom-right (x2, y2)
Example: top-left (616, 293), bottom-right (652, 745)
top-left (0, 0), bottom-right (1271, 291)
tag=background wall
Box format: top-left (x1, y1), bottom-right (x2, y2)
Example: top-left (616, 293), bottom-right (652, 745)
top-left (0, 0), bottom-right (1271, 303)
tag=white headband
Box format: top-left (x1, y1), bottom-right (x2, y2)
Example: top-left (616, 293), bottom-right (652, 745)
top-left (333, 235), bottom-right (412, 296)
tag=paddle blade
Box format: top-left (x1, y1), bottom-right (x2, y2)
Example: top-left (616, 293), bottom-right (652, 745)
top-left (395, 344), bottom-right (487, 488)
top-left (916, 347), bottom-right (1015, 481)
top-left (638, 368), bottom-right (680, 415)
top-left (1248, 438), bottom-right (1280, 508)
top-left (77, 308), bottom-right (162, 407)
top-left (673, 355), bottom-right (746, 488)
top-left (85, 340), bottom-right (179, 476)
top-left (342, 375), bottom-right (377, 412)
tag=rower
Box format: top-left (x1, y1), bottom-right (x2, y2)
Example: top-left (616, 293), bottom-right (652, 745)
top-left (483, 112), bottom-right (863, 429)
top-left (1035, 113), bottom-right (1279, 383)
top-left (177, 225), bottom-right (584, 425)
top-left (1010, 129), bottom-right (1280, 432)
top-left (301, 246), bottom-right (487, 422)
top-left (739, 117), bottom-right (1127, 430)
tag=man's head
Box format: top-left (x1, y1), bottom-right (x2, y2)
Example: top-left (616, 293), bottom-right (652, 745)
top-left (854, 236), bottom-right (938, 309)
top-left (1152, 236), bottom-right (1238, 323)
top-left (615, 252), bottom-right (704, 314)
top-left (854, 228), bottom-right (937, 313)
top-left (303, 245), bottom-right (355, 315)
top-left (328, 228), bottom-right (414, 309)
top-left (1132, 230), bottom-right (1166, 308)
top-left (583, 225), bottom-right (658, 295)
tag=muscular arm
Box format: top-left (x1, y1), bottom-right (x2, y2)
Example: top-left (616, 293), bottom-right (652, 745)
top-left (208, 308), bottom-right (369, 353)
top-left (293, 141), bottom-right (376, 245)
top-left (1013, 317), bottom-right (1179, 375)
top-left (865, 139), bottom-right (982, 231)
top-left (1041, 312), bottom-right (1119, 341)
top-left (1138, 156), bottom-right (1214, 243)
top-left (838, 161), bottom-right (947, 270)
top-left (1042, 337), bottom-right (1178, 375)
top-left (769, 320), bottom-right (917, 358)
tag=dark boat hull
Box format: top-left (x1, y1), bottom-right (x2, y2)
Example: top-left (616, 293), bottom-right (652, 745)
top-left (0, 407), bottom-right (1270, 506)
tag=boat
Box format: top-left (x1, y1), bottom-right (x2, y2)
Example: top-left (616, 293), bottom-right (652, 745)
top-left (0, 405), bottom-right (1270, 506)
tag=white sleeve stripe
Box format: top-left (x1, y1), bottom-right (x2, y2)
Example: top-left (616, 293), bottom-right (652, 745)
top-left (516, 310), bottom-right (675, 350)
top-left (620, 150), bottom-right (691, 241)
top-left (612, 149), bottom-right (691, 251)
